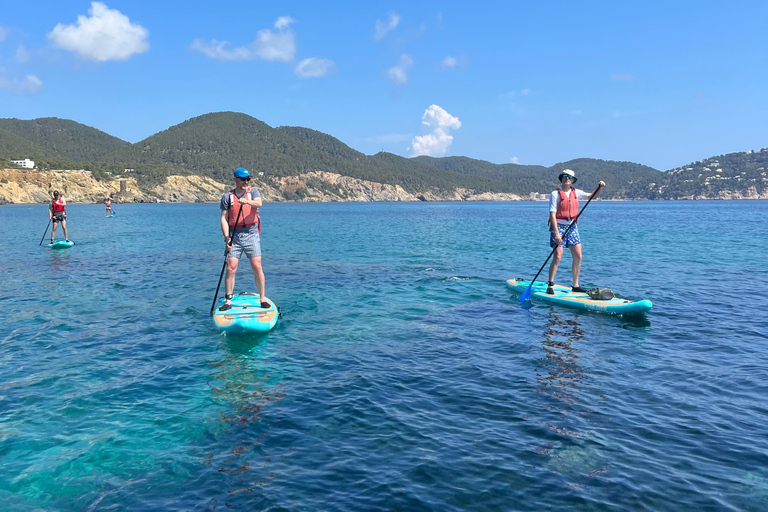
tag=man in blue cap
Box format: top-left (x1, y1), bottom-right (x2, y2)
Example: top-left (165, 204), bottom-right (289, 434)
top-left (219, 167), bottom-right (268, 310)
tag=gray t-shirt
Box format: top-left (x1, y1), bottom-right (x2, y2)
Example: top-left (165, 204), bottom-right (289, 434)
top-left (221, 188), bottom-right (262, 236)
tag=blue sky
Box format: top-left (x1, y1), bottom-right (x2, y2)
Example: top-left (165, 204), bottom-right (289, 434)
top-left (1, 1), bottom-right (767, 170)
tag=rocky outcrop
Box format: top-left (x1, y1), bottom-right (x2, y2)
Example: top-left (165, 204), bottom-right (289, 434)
top-left (0, 168), bottom-right (526, 204)
top-left (0, 169), bottom-right (226, 204)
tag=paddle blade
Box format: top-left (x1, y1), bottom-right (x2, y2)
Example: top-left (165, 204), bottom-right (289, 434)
top-left (519, 284), bottom-right (532, 302)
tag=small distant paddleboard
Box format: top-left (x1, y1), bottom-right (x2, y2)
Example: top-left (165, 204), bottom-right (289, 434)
top-left (213, 293), bottom-right (278, 333)
top-left (507, 278), bottom-right (652, 315)
top-left (48, 240), bottom-right (75, 249)
top-left (107, 214), bottom-right (115, 217)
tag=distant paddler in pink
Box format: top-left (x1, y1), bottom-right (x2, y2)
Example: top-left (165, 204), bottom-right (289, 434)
top-left (547, 169), bottom-right (605, 294)
top-left (218, 168), bottom-right (268, 311)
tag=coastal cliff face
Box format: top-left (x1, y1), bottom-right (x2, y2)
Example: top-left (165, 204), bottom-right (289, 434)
top-left (0, 169), bottom-right (225, 204)
top-left (0, 169), bottom-right (523, 204)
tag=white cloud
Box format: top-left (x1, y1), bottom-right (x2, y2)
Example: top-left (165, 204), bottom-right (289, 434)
top-left (294, 57), bottom-right (336, 78)
top-left (48, 2), bottom-right (149, 62)
top-left (386, 54), bottom-right (413, 85)
top-left (190, 16), bottom-right (296, 62)
top-left (409, 104), bottom-right (461, 157)
top-left (441, 55), bottom-right (457, 68)
top-left (610, 73), bottom-right (634, 81)
top-left (509, 157), bottom-right (520, 164)
top-left (16, 45), bottom-right (30, 63)
top-left (0, 69), bottom-right (43, 95)
top-left (374, 12), bottom-right (401, 41)
top-left (274, 16), bottom-right (295, 30)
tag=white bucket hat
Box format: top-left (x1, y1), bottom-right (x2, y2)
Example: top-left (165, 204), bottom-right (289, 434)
top-left (558, 169), bottom-right (577, 183)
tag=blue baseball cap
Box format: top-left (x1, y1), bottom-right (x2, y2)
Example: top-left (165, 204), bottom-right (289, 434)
top-left (233, 168), bottom-right (251, 178)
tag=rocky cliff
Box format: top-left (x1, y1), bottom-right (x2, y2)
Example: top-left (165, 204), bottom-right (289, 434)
top-left (0, 169), bottom-right (523, 204)
top-left (0, 168), bottom-right (226, 204)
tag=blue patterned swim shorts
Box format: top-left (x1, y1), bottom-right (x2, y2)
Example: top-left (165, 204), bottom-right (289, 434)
top-left (550, 223), bottom-right (581, 248)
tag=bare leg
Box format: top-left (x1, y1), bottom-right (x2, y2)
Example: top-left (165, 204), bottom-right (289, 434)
top-left (570, 244), bottom-right (583, 288)
top-left (224, 257), bottom-right (239, 304)
top-left (61, 219), bottom-right (69, 241)
top-left (548, 246), bottom-right (563, 284)
top-left (248, 256), bottom-right (266, 302)
top-left (51, 222), bottom-right (57, 242)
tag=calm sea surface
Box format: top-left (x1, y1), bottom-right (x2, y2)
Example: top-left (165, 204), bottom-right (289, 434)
top-left (1, 200), bottom-right (767, 511)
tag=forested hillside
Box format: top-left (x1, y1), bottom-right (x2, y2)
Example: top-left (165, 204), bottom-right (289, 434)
top-left (0, 118), bottom-right (130, 161)
top-left (1, 113), bottom-right (766, 200)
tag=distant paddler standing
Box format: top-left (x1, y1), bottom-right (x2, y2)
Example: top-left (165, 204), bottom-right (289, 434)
top-left (547, 169), bottom-right (605, 294)
top-left (105, 198), bottom-right (113, 216)
top-left (49, 190), bottom-right (70, 243)
top-left (218, 168), bottom-right (269, 311)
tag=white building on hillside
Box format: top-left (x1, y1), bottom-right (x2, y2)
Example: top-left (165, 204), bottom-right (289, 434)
top-left (12, 158), bottom-right (35, 169)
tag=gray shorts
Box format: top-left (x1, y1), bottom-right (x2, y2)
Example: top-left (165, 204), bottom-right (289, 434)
top-left (228, 231), bottom-right (261, 259)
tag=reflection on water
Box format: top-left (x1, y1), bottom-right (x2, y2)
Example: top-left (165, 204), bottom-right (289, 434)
top-left (532, 311), bottom-right (608, 482)
top-left (203, 334), bottom-right (285, 508)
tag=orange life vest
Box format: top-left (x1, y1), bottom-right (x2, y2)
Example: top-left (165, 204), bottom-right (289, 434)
top-left (51, 198), bottom-right (66, 214)
top-left (227, 188), bottom-right (260, 233)
top-left (555, 188), bottom-right (579, 221)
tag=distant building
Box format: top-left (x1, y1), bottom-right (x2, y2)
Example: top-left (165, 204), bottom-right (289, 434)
top-left (124, 168), bottom-right (135, 173)
top-left (258, 172), bottom-right (264, 176)
top-left (12, 158), bottom-right (34, 169)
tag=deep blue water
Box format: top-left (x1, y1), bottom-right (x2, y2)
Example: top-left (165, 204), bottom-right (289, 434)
top-left (1, 200), bottom-right (768, 511)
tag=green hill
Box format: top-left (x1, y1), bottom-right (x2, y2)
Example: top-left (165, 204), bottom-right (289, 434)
top-left (416, 155), bottom-right (662, 197)
top-left (656, 149), bottom-right (768, 198)
top-left (103, 112), bottom-right (514, 193)
top-left (1, 112), bottom-right (765, 199)
top-left (0, 117), bottom-right (130, 161)
top-left (0, 126), bottom-right (53, 160)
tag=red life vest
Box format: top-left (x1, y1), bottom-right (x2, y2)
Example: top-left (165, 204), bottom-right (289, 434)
top-left (227, 188), bottom-right (260, 233)
top-left (105, 200), bottom-right (111, 207)
top-left (555, 188), bottom-right (579, 221)
top-left (51, 198), bottom-right (66, 214)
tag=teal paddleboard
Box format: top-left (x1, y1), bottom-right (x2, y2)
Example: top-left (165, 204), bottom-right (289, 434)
top-left (507, 278), bottom-right (652, 315)
top-left (212, 293), bottom-right (278, 333)
top-left (48, 240), bottom-right (75, 249)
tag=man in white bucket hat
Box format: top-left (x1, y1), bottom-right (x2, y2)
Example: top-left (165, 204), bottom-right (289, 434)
top-left (547, 169), bottom-right (605, 294)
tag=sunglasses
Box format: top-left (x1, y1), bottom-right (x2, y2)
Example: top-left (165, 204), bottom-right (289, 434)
top-left (236, 176), bottom-right (251, 181)
top-left (560, 175), bottom-right (574, 181)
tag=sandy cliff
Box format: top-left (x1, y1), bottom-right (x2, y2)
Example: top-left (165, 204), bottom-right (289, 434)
top-left (0, 169), bottom-right (523, 204)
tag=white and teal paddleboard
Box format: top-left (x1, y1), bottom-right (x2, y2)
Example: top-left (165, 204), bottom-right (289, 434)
top-left (48, 240), bottom-right (75, 249)
top-left (507, 278), bottom-right (652, 315)
top-left (212, 293), bottom-right (278, 334)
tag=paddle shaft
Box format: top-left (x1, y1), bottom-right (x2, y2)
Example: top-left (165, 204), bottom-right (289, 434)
top-left (522, 185), bottom-right (603, 294)
top-left (210, 204), bottom-right (244, 316)
top-left (39, 218), bottom-right (52, 246)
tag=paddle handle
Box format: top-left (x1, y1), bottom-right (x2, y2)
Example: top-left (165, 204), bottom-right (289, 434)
top-left (210, 204), bottom-right (244, 316)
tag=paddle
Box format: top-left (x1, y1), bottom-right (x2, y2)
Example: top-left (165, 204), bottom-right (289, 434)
top-left (209, 204), bottom-right (244, 316)
top-left (39, 218), bottom-right (52, 246)
top-left (519, 183), bottom-right (604, 302)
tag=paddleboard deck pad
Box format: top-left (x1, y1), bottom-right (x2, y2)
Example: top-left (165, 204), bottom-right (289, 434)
top-left (48, 240), bottom-right (75, 249)
top-left (213, 293), bottom-right (278, 333)
top-left (507, 278), bottom-right (652, 315)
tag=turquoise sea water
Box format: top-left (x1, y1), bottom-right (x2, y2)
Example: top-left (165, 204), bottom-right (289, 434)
top-left (2, 200), bottom-right (768, 511)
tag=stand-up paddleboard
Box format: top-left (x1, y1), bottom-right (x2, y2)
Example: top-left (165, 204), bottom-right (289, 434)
top-left (48, 240), bottom-right (75, 249)
top-left (213, 293), bottom-right (278, 333)
top-left (507, 278), bottom-right (652, 315)
top-left (107, 214), bottom-right (115, 218)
